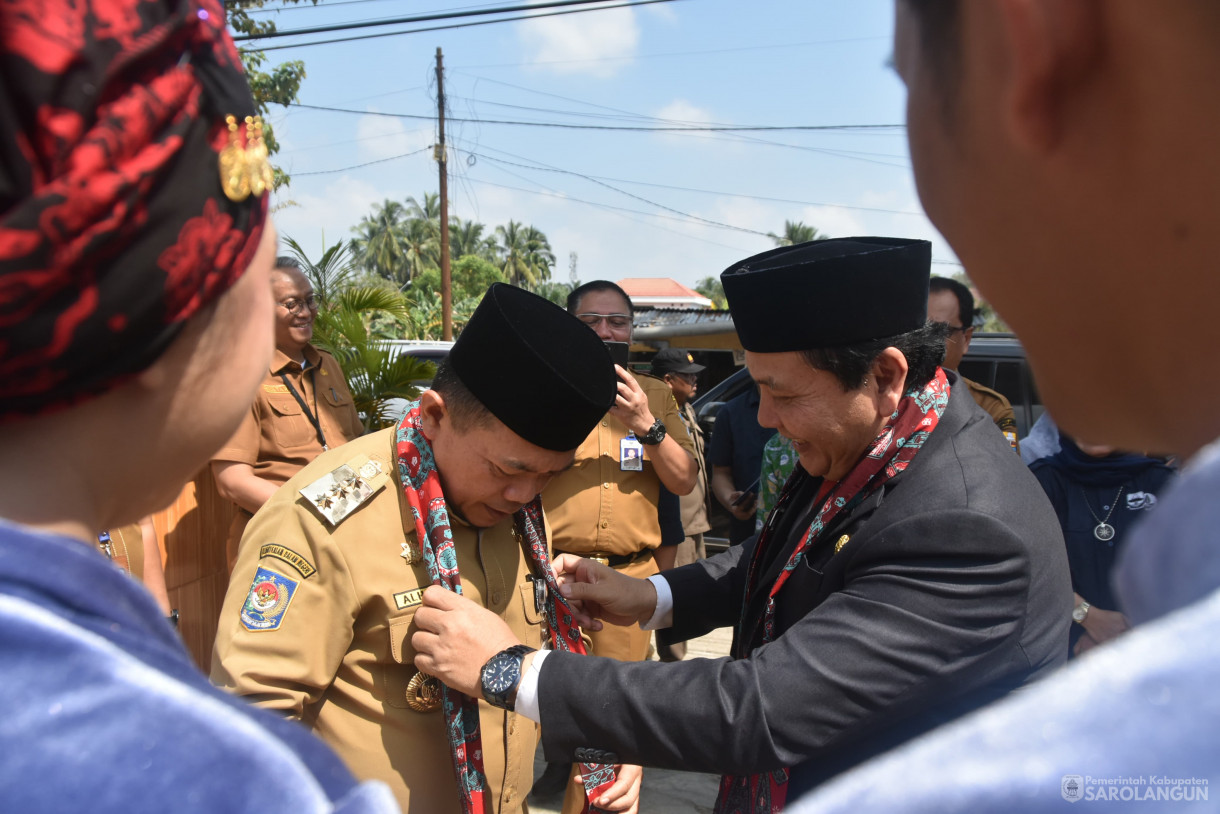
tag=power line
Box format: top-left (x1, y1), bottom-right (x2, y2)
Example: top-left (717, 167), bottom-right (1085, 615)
top-left (454, 36), bottom-right (889, 70)
top-left (233, 0), bottom-right (623, 40)
top-left (291, 145), bottom-right (433, 176)
top-left (241, 0), bottom-right (679, 52)
top-left (451, 140), bottom-right (923, 216)
top-left (290, 103), bottom-right (904, 133)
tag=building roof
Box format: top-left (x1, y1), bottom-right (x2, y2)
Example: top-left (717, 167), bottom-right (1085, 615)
top-left (618, 277), bottom-right (713, 309)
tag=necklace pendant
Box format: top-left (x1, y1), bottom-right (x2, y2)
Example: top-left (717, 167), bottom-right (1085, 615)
top-left (1094, 522), bottom-right (1116, 542)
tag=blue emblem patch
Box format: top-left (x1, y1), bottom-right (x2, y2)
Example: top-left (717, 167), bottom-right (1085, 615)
top-left (240, 567), bottom-right (299, 631)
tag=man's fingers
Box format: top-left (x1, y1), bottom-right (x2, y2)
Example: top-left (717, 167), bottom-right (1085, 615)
top-left (421, 584), bottom-right (462, 609)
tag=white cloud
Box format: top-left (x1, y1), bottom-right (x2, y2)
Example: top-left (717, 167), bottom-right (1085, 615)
top-left (518, 2), bottom-right (639, 77)
top-left (270, 176), bottom-right (385, 259)
top-left (355, 113), bottom-right (422, 163)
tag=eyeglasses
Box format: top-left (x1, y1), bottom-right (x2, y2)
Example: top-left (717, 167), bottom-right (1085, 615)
top-left (277, 295), bottom-right (319, 315)
top-left (576, 313), bottom-right (632, 330)
top-left (667, 372), bottom-right (698, 385)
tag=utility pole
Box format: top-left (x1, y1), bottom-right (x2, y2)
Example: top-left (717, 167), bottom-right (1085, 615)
top-left (436, 47), bottom-right (452, 341)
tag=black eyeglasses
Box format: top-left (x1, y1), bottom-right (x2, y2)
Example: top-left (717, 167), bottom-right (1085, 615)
top-left (278, 295), bottom-right (319, 315)
top-left (946, 324), bottom-right (971, 334)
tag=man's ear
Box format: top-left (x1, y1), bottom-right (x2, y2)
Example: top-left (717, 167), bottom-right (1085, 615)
top-left (418, 389), bottom-right (447, 438)
top-left (870, 348), bottom-right (910, 417)
top-left (996, 0), bottom-right (1103, 153)
top-left (963, 325), bottom-right (975, 351)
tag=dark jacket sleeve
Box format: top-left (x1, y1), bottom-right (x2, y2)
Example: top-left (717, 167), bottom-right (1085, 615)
top-left (537, 508), bottom-right (1034, 774)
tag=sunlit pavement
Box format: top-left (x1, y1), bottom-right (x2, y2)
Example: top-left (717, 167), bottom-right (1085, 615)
top-left (529, 625), bottom-right (733, 814)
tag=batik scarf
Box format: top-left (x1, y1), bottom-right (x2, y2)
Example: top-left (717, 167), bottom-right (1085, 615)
top-left (714, 368), bottom-right (951, 814)
top-left (395, 400), bottom-right (617, 814)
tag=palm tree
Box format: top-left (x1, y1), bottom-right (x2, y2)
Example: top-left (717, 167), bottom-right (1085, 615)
top-left (406, 192), bottom-right (443, 244)
top-left (767, 220), bottom-right (826, 247)
top-left (495, 221), bottom-right (554, 288)
top-left (289, 235), bottom-right (434, 430)
top-left (402, 218), bottom-right (439, 282)
top-left (694, 276), bottom-right (727, 309)
top-left (522, 225), bottom-right (555, 287)
top-left (351, 199), bottom-right (411, 285)
top-left (450, 216), bottom-right (495, 262)
top-left (283, 235), bottom-right (358, 306)
top-left (494, 220), bottom-right (531, 286)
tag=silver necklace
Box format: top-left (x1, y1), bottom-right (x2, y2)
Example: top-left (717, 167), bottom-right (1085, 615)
top-left (1083, 486), bottom-right (1124, 541)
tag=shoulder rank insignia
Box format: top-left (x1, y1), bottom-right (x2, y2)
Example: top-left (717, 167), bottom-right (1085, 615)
top-left (301, 461), bottom-right (382, 527)
top-left (240, 567), bottom-right (299, 631)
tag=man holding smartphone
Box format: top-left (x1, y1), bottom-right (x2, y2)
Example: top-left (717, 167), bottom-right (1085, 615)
top-left (533, 280), bottom-right (697, 809)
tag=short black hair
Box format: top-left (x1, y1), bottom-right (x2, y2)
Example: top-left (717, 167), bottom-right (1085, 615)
top-left (430, 360), bottom-right (493, 431)
top-left (567, 280), bottom-right (633, 316)
top-left (928, 275), bottom-right (974, 328)
top-left (274, 256), bottom-right (301, 271)
top-left (799, 321), bottom-right (950, 394)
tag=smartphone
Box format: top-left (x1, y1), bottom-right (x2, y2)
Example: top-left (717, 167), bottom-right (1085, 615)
top-left (605, 341), bottom-right (630, 369)
top-left (732, 478), bottom-right (761, 506)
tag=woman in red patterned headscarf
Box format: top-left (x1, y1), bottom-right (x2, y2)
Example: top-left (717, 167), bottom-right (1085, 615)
top-left (0, 3), bottom-right (397, 812)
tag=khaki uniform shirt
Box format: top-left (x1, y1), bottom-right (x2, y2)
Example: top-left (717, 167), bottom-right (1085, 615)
top-left (677, 401), bottom-right (711, 537)
top-left (211, 429), bottom-right (543, 814)
top-left (213, 344), bottom-right (364, 488)
top-left (962, 375), bottom-right (1021, 452)
top-left (542, 374), bottom-right (695, 559)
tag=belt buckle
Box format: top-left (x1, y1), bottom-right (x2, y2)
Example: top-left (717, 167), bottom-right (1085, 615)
top-left (590, 556), bottom-right (610, 567)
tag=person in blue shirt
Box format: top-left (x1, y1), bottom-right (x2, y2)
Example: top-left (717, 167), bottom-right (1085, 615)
top-left (0, 3), bottom-right (396, 812)
top-left (708, 384), bottom-right (776, 544)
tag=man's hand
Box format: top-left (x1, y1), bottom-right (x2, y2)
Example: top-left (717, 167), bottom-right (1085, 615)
top-left (578, 763), bottom-right (643, 813)
top-left (725, 490), bottom-right (756, 521)
top-left (553, 554), bottom-right (658, 629)
top-left (1081, 606), bottom-right (1130, 645)
top-left (412, 586), bottom-right (521, 697)
top-left (607, 366), bottom-right (656, 436)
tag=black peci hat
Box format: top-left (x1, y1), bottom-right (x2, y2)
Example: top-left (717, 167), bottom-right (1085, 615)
top-left (447, 283), bottom-right (617, 451)
top-left (721, 237), bottom-right (932, 352)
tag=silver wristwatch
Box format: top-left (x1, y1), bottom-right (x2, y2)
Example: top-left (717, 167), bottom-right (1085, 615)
top-left (1072, 600), bottom-right (1091, 625)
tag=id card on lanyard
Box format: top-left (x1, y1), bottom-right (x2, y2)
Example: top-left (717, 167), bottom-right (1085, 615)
top-left (620, 432), bottom-right (644, 471)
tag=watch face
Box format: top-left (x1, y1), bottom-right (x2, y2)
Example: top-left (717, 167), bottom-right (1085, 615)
top-left (485, 657), bottom-right (520, 694)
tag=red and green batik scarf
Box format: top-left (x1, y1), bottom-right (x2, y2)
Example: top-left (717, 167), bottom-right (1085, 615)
top-left (396, 400), bottom-right (617, 814)
top-left (714, 368), bottom-right (951, 814)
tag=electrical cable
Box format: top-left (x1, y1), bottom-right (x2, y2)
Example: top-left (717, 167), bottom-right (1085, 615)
top-left (240, 0), bottom-right (679, 52)
top-left (289, 102), bottom-right (903, 133)
top-left (234, 0), bottom-right (634, 41)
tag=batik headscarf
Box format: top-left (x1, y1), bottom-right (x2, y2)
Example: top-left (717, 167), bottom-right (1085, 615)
top-left (0, 0), bottom-right (268, 418)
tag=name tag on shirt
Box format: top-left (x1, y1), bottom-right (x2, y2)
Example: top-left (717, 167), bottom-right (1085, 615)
top-left (620, 434), bottom-right (643, 471)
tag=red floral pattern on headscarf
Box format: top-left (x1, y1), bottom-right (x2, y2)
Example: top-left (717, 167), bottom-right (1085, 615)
top-left (0, 0), bottom-right (267, 418)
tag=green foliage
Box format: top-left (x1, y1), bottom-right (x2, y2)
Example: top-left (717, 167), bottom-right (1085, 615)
top-left (768, 220), bottom-right (827, 247)
top-left (408, 290), bottom-right (481, 341)
top-left (287, 233), bottom-right (433, 430)
top-left (531, 281), bottom-right (575, 308)
top-left (413, 255), bottom-right (506, 301)
top-left (694, 276), bottom-right (727, 309)
top-left (494, 220), bottom-right (554, 287)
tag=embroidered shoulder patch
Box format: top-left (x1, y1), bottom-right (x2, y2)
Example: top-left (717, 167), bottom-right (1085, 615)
top-left (240, 567), bottom-right (300, 631)
top-left (259, 543), bottom-right (317, 579)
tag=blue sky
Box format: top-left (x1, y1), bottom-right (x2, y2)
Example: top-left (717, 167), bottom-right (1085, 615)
top-left (251, 0), bottom-right (959, 290)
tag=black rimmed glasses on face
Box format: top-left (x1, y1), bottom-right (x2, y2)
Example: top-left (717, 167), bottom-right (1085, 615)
top-left (278, 295), bottom-right (319, 316)
top-left (576, 312), bottom-right (632, 330)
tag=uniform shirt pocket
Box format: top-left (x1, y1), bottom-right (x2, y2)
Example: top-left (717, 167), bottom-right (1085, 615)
top-left (384, 614), bottom-right (419, 710)
top-left (266, 395), bottom-right (316, 449)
